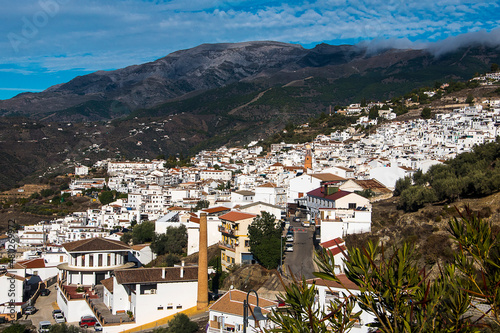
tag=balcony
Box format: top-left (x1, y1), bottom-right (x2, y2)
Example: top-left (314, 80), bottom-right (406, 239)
top-left (218, 225), bottom-right (237, 238)
top-left (218, 242), bottom-right (236, 252)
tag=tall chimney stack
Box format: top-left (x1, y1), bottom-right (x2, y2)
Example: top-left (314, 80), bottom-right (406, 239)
top-left (197, 212), bottom-right (209, 310)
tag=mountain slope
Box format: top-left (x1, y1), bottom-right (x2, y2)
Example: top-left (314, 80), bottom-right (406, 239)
top-left (1, 41), bottom-right (498, 122)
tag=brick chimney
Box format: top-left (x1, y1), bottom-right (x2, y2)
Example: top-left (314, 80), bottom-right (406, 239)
top-left (197, 212), bottom-right (209, 310)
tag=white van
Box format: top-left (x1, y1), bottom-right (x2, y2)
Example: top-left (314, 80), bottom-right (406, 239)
top-left (39, 321), bottom-right (51, 333)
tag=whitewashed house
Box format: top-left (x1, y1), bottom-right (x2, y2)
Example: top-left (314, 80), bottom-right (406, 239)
top-left (101, 265), bottom-right (198, 325)
top-left (306, 275), bottom-right (376, 333)
top-left (207, 289), bottom-right (277, 333)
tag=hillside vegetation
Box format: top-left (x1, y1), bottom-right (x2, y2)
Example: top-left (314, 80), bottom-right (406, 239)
top-left (395, 139), bottom-right (500, 212)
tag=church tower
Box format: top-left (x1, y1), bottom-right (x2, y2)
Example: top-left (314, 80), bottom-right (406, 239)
top-left (304, 144), bottom-right (313, 170)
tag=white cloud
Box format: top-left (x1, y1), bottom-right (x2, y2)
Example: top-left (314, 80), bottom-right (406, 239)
top-left (0, 0), bottom-right (499, 73)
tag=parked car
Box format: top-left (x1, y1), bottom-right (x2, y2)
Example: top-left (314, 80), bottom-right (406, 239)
top-left (40, 289), bottom-right (51, 296)
top-left (24, 306), bottom-right (37, 315)
top-left (286, 234), bottom-right (294, 242)
top-left (52, 309), bottom-right (63, 319)
top-left (294, 217), bottom-right (301, 222)
top-left (38, 321), bottom-right (51, 333)
top-left (94, 323), bottom-right (103, 332)
top-left (79, 316), bottom-right (97, 328)
top-left (285, 243), bottom-right (294, 252)
top-left (301, 220), bottom-right (310, 227)
top-left (54, 313), bottom-right (65, 323)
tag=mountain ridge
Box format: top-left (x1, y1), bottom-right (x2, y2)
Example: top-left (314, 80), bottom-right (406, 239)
top-left (4, 41), bottom-right (497, 121)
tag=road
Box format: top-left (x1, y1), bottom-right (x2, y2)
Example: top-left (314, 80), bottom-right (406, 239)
top-left (29, 283), bottom-right (59, 327)
top-left (282, 219), bottom-right (316, 280)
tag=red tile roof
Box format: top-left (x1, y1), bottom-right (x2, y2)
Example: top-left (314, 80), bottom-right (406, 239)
top-left (62, 237), bottom-right (130, 252)
top-left (115, 266), bottom-right (198, 284)
top-left (320, 238), bottom-right (345, 249)
top-left (209, 289), bottom-right (277, 316)
top-left (14, 258), bottom-right (46, 269)
top-left (202, 206), bottom-right (231, 214)
top-left (219, 211), bottom-right (257, 222)
top-left (307, 188), bottom-right (351, 201)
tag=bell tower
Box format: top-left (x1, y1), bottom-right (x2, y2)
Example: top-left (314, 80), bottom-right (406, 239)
top-left (304, 145), bottom-right (313, 170)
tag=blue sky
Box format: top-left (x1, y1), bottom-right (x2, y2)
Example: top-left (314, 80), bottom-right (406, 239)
top-left (1, 0), bottom-right (499, 100)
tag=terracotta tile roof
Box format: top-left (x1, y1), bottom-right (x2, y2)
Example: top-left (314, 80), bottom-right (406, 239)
top-left (190, 216), bottom-right (200, 224)
top-left (1, 272), bottom-right (26, 281)
top-left (234, 190), bottom-right (255, 196)
top-left (219, 211), bottom-right (257, 222)
top-left (202, 206), bottom-right (231, 214)
top-left (326, 245), bottom-right (347, 257)
top-left (131, 244), bottom-right (150, 251)
top-left (209, 289), bottom-right (277, 317)
top-left (353, 179), bottom-right (391, 193)
top-left (101, 277), bottom-right (114, 293)
top-left (114, 266), bottom-right (198, 284)
top-left (257, 182), bottom-right (277, 188)
top-left (62, 238), bottom-right (131, 252)
top-left (310, 173), bottom-right (346, 182)
top-left (307, 188), bottom-right (351, 201)
top-left (320, 238), bottom-right (345, 249)
top-left (168, 206), bottom-right (188, 211)
top-left (306, 274), bottom-right (360, 291)
top-left (14, 258), bottom-right (46, 269)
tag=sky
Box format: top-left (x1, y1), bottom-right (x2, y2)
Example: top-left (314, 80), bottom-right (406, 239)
top-left (1, 0), bottom-right (499, 100)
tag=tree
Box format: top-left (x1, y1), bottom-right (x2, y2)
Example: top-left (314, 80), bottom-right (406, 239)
top-left (151, 225), bottom-right (187, 256)
top-left (2, 324), bottom-right (28, 333)
top-left (268, 209), bottom-right (497, 332)
top-left (394, 176), bottom-right (412, 196)
top-left (192, 199), bottom-right (209, 212)
top-left (49, 323), bottom-right (82, 333)
top-left (98, 190), bottom-right (114, 205)
top-left (368, 106), bottom-right (379, 120)
top-left (248, 212), bottom-right (283, 269)
top-left (120, 232), bottom-right (133, 244)
top-left (491, 63), bottom-right (499, 73)
top-left (131, 221), bottom-right (155, 244)
top-left (448, 209), bottom-right (500, 326)
top-left (398, 185), bottom-right (437, 212)
top-left (421, 106), bottom-right (431, 119)
top-left (153, 313), bottom-right (198, 333)
top-left (466, 94), bottom-right (475, 105)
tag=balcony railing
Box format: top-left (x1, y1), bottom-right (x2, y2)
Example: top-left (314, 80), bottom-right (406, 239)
top-left (218, 242), bottom-right (236, 252)
top-left (218, 225), bottom-right (236, 237)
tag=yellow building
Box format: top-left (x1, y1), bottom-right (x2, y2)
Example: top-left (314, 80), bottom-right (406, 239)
top-left (218, 211), bottom-right (257, 271)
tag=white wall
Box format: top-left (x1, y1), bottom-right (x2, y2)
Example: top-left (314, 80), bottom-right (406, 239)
top-left (288, 175), bottom-right (322, 203)
top-left (57, 291), bottom-right (94, 323)
top-left (314, 283), bottom-right (375, 333)
top-left (133, 281), bottom-right (198, 325)
top-left (0, 275), bottom-right (24, 316)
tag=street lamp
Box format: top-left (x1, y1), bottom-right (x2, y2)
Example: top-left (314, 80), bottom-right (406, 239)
top-left (243, 289), bottom-right (267, 333)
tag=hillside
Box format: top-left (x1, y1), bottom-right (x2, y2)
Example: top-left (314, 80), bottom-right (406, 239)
top-left (1, 42), bottom-right (499, 122)
top-left (0, 42), bottom-right (499, 190)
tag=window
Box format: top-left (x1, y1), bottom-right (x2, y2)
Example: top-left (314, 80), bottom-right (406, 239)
top-left (107, 254), bottom-right (111, 266)
top-left (89, 255), bottom-right (94, 267)
top-left (348, 203), bottom-right (356, 209)
top-left (82, 255), bottom-right (85, 266)
top-left (98, 254), bottom-right (103, 266)
top-left (176, 305), bottom-right (182, 309)
top-left (167, 304), bottom-right (173, 309)
top-left (245, 240), bottom-right (250, 247)
top-left (157, 307), bottom-right (163, 310)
